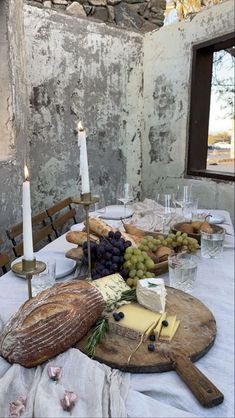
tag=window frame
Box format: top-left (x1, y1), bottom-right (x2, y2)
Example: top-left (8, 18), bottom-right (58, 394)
top-left (187, 32), bottom-right (235, 182)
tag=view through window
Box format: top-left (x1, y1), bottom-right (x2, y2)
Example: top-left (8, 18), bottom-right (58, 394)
top-left (207, 47), bottom-right (235, 174)
top-left (187, 34), bottom-right (235, 181)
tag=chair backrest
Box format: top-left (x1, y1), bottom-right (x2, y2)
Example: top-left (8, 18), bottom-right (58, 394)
top-left (0, 237), bottom-right (10, 275)
top-left (46, 197), bottom-right (77, 237)
top-left (6, 211), bottom-right (54, 258)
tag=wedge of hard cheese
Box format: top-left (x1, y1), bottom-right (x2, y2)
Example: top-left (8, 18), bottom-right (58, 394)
top-left (158, 315), bottom-right (180, 342)
top-left (154, 312), bottom-right (167, 336)
top-left (109, 303), bottom-right (162, 340)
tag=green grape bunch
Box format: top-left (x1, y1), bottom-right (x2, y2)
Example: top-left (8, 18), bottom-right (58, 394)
top-left (123, 247), bottom-right (155, 288)
top-left (123, 232), bottom-right (199, 288)
top-left (138, 232), bottom-right (199, 254)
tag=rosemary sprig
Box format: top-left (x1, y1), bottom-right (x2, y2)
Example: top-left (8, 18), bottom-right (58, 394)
top-left (84, 290), bottom-right (136, 357)
top-left (118, 288), bottom-right (137, 302)
top-left (84, 316), bottom-right (109, 358)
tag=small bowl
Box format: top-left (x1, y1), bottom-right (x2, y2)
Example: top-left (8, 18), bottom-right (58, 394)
top-left (171, 222), bottom-right (225, 244)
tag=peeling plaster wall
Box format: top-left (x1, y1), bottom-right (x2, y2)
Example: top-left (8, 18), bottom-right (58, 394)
top-left (0, 1), bottom-right (13, 160)
top-left (1, 0), bottom-right (234, 245)
top-left (24, 5), bottom-right (143, 214)
top-left (0, 0), bottom-right (29, 243)
top-left (143, 0), bottom-right (234, 220)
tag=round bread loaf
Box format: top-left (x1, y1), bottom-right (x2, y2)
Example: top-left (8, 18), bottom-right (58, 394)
top-left (0, 280), bottom-right (105, 367)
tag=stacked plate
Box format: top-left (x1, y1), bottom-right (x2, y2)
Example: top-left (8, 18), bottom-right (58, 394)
top-left (96, 205), bottom-right (134, 220)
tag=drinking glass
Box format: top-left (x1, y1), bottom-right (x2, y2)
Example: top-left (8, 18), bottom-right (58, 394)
top-left (155, 193), bottom-right (176, 233)
top-left (168, 253), bottom-right (197, 292)
top-left (182, 198), bottom-right (198, 221)
top-left (32, 258), bottom-right (56, 297)
top-left (201, 230), bottom-right (225, 259)
top-left (117, 183), bottom-right (134, 217)
top-left (93, 192), bottom-right (106, 215)
top-left (174, 184), bottom-right (192, 215)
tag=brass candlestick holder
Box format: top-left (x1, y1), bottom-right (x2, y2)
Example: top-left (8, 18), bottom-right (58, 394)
top-left (73, 192), bottom-right (99, 280)
top-left (11, 257), bottom-right (46, 299)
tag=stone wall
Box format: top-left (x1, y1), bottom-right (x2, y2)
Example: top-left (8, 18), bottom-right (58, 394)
top-left (24, 5), bottom-right (144, 214)
top-left (0, 0), bottom-right (29, 243)
top-left (0, 2), bottom-right (13, 160)
top-left (26, 0), bottom-right (166, 33)
top-left (142, 0), bottom-right (234, 219)
top-left (1, 0), bottom-right (234, 245)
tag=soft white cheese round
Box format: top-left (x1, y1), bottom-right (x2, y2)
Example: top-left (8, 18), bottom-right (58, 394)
top-left (136, 278), bottom-right (166, 313)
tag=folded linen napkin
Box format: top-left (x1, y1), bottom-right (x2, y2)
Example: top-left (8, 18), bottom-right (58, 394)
top-left (126, 198), bottom-right (182, 233)
top-left (0, 348), bottom-right (130, 418)
top-left (126, 389), bottom-right (199, 418)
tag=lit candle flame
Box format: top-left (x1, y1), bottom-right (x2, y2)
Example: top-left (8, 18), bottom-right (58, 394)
top-left (24, 165), bottom-right (29, 181)
top-left (78, 121), bottom-right (84, 132)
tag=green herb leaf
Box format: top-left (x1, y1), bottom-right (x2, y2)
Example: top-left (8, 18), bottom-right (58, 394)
top-left (147, 282), bottom-right (159, 288)
top-left (84, 316), bottom-right (109, 358)
top-left (118, 288), bottom-right (137, 302)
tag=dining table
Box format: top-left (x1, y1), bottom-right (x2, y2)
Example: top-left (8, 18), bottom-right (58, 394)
top-left (0, 208), bottom-right (234, 418)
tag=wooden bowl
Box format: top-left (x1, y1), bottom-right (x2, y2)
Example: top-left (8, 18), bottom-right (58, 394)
top-left (171, 222), bottom-right (225, 244)
top-left (149, 260), bottom-right (169, 276)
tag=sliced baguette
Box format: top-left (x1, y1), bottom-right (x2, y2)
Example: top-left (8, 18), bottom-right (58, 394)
top-left (66, 231), bottom-right (98, 245)
top-left (84, 218), bottom-right (116, 237)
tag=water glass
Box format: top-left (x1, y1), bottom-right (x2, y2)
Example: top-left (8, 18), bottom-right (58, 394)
top-left (155, 193), bottom-right (176, 233)
top-left (32, 258), bottom-right (56, 297)
top-left (93, 192), bottom-right (106, 214)
top-left (201, 230), bottom-right (225, 259)
top-left (183, 198), bottom-right (198, 221)
top-left (174, 184), bottom-right (192, 210)
top-left (117, 183), bottom-right (134, 217)
top-left (168, 253), bottom-right (197, 292)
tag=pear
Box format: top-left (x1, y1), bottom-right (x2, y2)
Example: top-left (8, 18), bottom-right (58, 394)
top-left (199, 221), bottom-right (214, 233)
top-left (179, 223), bottom-right (194, 234)
top-left (155, 246), bottom-right (174, 262)
top-left (191, 221), bottom-right (204, 232)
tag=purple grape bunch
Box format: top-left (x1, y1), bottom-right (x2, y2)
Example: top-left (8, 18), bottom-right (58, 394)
top-left (82, 231), bottom-right (132, 280)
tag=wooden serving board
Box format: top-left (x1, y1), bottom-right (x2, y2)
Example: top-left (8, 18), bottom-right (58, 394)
top-left (77, 287), bottom-right (224, 407)
top-left (66, 247), bottom-right (169, 276)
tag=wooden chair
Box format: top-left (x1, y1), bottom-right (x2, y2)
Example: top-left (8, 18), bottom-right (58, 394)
top-left (46, 197), bottom-right (77, 237)
top-left (0, 237), bottom-right (10, 275)
top-left (6, 211), bottom-right (55, 258)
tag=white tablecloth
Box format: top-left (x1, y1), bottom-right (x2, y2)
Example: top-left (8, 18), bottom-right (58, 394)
top-left (0, 210), bottom-right (234, 418)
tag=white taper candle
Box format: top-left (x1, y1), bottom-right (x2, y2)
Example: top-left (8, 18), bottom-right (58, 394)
top-left (23, 166), bottom-right (34, 260)
top-left (77, 121), bottom-right (90, 194)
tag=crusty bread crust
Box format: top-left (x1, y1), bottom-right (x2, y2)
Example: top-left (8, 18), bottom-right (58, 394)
top-left (0, 281), bottom-right (105, 367)
top-left (66, 231), bottom-right (98, 245)
top-left (121, 232), bottom-right (139, 247)
top-left (84, 218), bottom-right (116, 237)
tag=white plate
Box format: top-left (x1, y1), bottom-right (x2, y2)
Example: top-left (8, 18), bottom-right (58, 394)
top-left (195, 210), bottom-right (225, 224)
top-left (11, 251), bottom-right (76, 279)
top-left (70, 223), bottom-right (84, 232)
top-left (97, 205), bottom-right (134, 220)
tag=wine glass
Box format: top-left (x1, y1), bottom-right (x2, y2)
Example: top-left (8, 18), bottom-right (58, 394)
top-left (95, 193), bottom-right (106, 214)
top-left (89, 183), bottom-right (105, 215)
top-left (155, 193), bottom-right (176, 233)
top-left (117, 183), bottom-right (134, 218)
top-left (90, 190), bottom-right (106, 215)
top-left (174, 184), bottom-right (192, 215)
